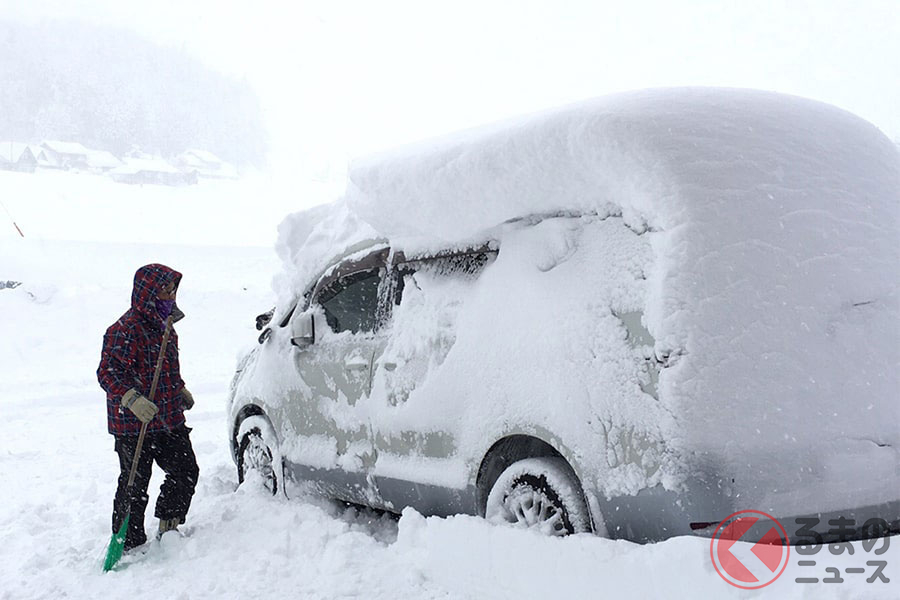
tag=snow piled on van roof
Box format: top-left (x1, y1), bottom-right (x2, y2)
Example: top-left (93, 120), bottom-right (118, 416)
top-left (281, 87), bottom-right (898, 291)
top-left (277, 88), bottom-right (900, 511)
top-left (348, 87), bottom-right (897, 240)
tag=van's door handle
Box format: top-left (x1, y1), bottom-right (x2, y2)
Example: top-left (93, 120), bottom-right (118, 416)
top-left (345, 359), bottom-right (369, 371)
top-left (382, 362), bottom-right (397, 372)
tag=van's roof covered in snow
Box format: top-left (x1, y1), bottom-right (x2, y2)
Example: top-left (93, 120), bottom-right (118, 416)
top-left (280, 87), bottom-right (898, 300)
top-left (346, 87), bottom-right (898, 242)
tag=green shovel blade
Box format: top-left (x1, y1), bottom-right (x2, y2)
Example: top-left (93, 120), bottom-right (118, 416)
top-left (102, 514), bottom-right (129, 572)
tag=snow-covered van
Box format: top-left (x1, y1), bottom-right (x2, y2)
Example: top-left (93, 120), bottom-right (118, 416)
top-left (228, 88), bottom-right (899, 542)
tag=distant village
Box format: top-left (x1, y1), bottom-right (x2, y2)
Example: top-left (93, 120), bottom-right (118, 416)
top-left (0, 141), bottom-right (239, 186)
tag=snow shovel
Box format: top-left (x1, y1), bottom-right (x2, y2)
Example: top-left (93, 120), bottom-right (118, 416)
top-left (103, 314), bottom-right (174, 572)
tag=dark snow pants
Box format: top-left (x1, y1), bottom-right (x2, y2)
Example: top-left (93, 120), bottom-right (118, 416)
top-left (112, 423), bottom-right (199, 549)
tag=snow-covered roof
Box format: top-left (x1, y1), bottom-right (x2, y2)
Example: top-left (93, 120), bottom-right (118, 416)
top-left (175, 149), bottom-right (238, 178)
top-left (282, 87), bottom-right (899, 295)
top-left (85, 150), bottom-right (122, 169)
top-left (180, 149), bottom-right (223, 166)
top-left (111, 157), bottom-right (181, 174)
top-left (347, 87), bottom-right (899, 243)
top-left (41, 140), bottom-right (91, 156)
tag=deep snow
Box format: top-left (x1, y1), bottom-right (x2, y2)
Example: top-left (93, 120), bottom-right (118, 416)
top-left (1, 168), bottom-right (897, 599)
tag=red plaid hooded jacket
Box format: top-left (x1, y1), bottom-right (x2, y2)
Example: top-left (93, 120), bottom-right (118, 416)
top-left (98, 264), bottom-right (187, 436)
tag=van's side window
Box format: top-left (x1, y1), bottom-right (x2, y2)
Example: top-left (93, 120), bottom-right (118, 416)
top-left (316, 269), bottom-right (382, 334)
top-left (393, 250), bottom-right (496, 305)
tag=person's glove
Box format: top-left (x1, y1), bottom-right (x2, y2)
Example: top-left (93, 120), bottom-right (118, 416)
top-left (121, 388), bottom-right (158, 423)
top-left (180, 387), bottom-right (194, 410)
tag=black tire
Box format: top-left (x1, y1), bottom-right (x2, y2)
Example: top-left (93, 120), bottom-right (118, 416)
top-left (485, 457), bottom-right (591, 536)
top-left (237, 427), bottom-right (278, 495)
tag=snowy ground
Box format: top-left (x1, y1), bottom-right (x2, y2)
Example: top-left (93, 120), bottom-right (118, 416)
top-left (0, 171), bottom-right (896, 599)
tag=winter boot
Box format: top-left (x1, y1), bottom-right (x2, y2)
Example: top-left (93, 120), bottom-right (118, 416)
top-left (157, 517), bottom-right (181, 540)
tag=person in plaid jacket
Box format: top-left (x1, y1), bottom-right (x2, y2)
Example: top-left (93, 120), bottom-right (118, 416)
top-left (98, 263), bottom-right (199, 551)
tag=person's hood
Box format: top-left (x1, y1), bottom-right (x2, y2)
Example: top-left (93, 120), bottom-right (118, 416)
top-left (131, 264), bottom-right (184, 326)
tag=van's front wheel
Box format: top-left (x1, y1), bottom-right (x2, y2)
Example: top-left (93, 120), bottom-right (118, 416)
top-left (485, 457), bottom-right (591, 536)
top-left (237, 427), bottom-right (278, 495)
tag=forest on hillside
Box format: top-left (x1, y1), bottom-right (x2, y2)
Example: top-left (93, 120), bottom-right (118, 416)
top-left (0, 20), bottom-right (267, 167)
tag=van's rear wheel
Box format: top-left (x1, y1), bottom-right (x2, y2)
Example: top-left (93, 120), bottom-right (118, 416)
top-left (485, 457), bottom-right (591, 536)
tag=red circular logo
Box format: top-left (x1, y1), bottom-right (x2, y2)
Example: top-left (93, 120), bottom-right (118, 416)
top-left (710, 510), bottom-right (790, 589)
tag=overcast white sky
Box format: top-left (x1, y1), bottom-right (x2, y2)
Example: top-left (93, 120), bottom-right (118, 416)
top-left (5, 0), bottom-right (899, 178)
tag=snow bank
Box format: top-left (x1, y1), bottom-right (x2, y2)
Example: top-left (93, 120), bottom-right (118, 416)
top-left (275, 88), bottom-right (900, 513)
top-left (396, 508), bottom-right (899, 599)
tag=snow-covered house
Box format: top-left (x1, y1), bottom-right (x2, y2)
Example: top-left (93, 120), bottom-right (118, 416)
top-left (109, 157), bottom-right (197, 186)
top-left (174, 149), bottom-right (238, 180)
top-left (32, 147), bottom-right (59, 169)
top-left (40, 141), bottom-right (92, 170)
top-left (0, 143), bottom-right (37, 173)
top-left (84, 150), bottom-right (122, 174)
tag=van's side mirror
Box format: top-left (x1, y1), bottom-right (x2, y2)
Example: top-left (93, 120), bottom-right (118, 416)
top-left (255, 307), bottom-right (275, 331)
top-left (290, 312), bottom-right (316, 348)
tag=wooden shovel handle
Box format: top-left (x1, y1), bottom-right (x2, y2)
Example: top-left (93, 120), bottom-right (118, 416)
top-left (126, 315), bottom-right (175, 489)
